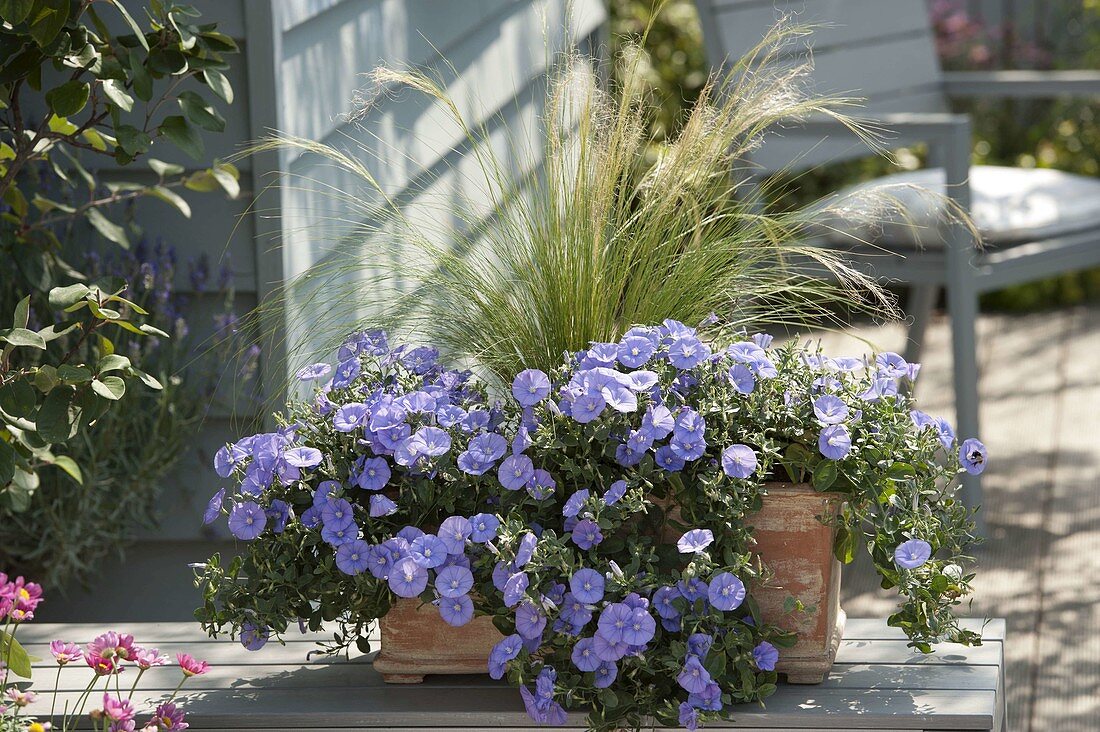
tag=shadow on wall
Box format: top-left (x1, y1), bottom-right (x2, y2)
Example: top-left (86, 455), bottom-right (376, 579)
top-left (35, 541), bottom-right (237, 623)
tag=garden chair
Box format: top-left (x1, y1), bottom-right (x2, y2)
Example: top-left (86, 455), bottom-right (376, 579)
top-left (695, 0), bottom-right (1100, 520)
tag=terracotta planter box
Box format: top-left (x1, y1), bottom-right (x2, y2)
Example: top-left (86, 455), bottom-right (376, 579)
top-left (374, 482), bottom-right (844, 684)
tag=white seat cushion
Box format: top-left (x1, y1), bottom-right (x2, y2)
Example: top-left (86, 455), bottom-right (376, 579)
top-left (824, 165), bottom-right (1100, 247)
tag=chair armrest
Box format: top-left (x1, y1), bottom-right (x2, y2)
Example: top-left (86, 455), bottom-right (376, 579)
top-left (943, 70), bottom-right (1100, 98)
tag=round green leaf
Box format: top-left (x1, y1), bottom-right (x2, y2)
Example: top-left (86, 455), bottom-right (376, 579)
top-left (45, 80), bottom-right (91, 117)
top-left (36, 385), bottom-right (77, 443)
top-left (91, 376), bottom-right (126, 401)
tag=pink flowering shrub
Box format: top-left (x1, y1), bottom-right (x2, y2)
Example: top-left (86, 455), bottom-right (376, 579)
top-left (0, 577), bottom-right (206, 732)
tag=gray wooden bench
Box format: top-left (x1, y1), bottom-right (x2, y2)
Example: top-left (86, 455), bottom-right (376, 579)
top-left (17, 618), bottom-right (1005, 730)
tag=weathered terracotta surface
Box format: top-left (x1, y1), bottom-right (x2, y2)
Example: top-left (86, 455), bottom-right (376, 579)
top-left (376, 482), bottom-right (844, 684)
top-left (745, 482), bottom-right (845, 684)
top-left (373, 599), bottom-right (502, 683)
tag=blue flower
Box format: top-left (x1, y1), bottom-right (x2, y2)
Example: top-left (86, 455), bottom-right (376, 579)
top-left (228, 502), bottom-right (266, 540)
top-left (515, 532), bottom-right (538, 567)
top-left (677, 528), bottom-right (714, 554)
top-left (515, 602), bottom-right (547, 640)
top-left (679, 702), bottom-right (699, 731)
top-left (409, 534), bottom-right (448, 569)
top-left (688, 681), bottom-right (722, 711)
top-left (401, 345), bottom-right (439, 374)
top-left (367, 544), bottom-right (393, 579)
top-left (512, 369), bottom-right (551, 407)
top-left (595, 603), bottom-right (632, 643)
top-left (282, 447), bottom-right (322, 468)
top-left (503, 571), bottom-right (529, 607)
top-left (368, 494), bottom-right (397, 517)
top-left (527, 468), bottom-right (556, 500)
top-left (819, 424), bottom-right (852, 460)
top-left (562, 489), bottom-right (590, 518)
top-left (213, 443), bottom-right (247, 477)
top-left (388, 557), bottom-right (428, 598)
top-left (331, 357), bottom-right (361, 389)
top-left (265, 499), bottom-right (290, 533)
top-left (335, 539), bottom-right (371, 575)
top-left (592, 633), bottom-right (629, 662)
top-left (333, 403), bottom-right (369, 432)
top-left (202, 488), bottom-right (225, 525)
top-left (296, 362), bottom-right (332, 381)
top-left (959, 438), bottom-right (988, 475)
top-left (321, 522), bottom-right (356, 547)
top-left (570, 637), bottom-right (601, 671)
top-left (812, 394), bottom-right (849, 425)
top-left (571, 390), bottom-right (607, 423)
top-left (240, 621), bottom-right (269, 651)
top-left (469, 513), bottom-right (500, 543)
top-left (894, 539), bottom-right (932, 569)
top-left (355, 457), bottom-right (391, 491)
top-left (727, 363), bottom-right (756, 394)
top-left (438, 516), bottom-right (472, 554)
top-left (603, 480), bottom-right (627, 505)
top-left (677, 655), bottom-right (712, 693)
top-left (438, 594), bottom-right (474, 627)
top-left (875, 351), bottom-right (909, 378)
top-left (321, 498), bottom-right (355, 530)
top-left (677, 577), bottom-right (708, 603)
top-left (652, 586), bottom-right (680, 619)
top-left (397, 390), bottom-right (436, 414)
top-left (488, 634), bottom-right (523, 679)
top-left (670, 435), bottom-right (706, 461)
top-left (407, 426), bottom-right (452, 458)
top-left (622, 607), bottom-right (655, 645)
top-left (667, 335), bottom-right (709, 369)
top-left (435, 565), bottom-right (474, 598)
top-left (641, 404), bottom-right (675, 440)
top-left (708, 572), bottom-right (746, 611)
top-left (569, 568), bottom-right (605, 604)
top-left (753, 640), bottom-right (779, 671)
top-left (593, 661), bottom-right (617, 688)
top-left (397, 526), bottom-right (424, 543)
top-left (570, 519), bottom-right (603, 550)
top-left (617, 335), bottom-right (655, 368)
top-left (721, 444), bottom-right (758, 479)
top-left (368, 402), bottom-right (407, 432)
top-left (498, 454), bottom-right (535, 491)
top-left (655, 444), bottom-right (685, 472)
top-left (687, 633), bottom-right (713, 659)
top-left (456, 450), bottom-right (493, 475)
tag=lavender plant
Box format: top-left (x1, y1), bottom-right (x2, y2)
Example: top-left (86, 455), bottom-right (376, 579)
top-left (196, 321), bottom-right (985, 731)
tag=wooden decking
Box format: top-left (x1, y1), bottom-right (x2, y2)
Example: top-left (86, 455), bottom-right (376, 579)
top-left (815, 305), bottom-right (1100, 732)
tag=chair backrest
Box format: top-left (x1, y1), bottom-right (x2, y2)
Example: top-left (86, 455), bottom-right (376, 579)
top-left (694, 0), bottom-right (948, 171)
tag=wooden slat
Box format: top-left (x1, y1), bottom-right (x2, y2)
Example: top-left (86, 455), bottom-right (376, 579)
top-left (711, 0), bottom-right (930, 60)
top-left (844, 617), bottom-right (1005, 641)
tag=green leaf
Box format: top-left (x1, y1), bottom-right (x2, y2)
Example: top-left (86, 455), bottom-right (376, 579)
top-left (0, 0), bottom-right (35, 24)
top-left (49, 283), bottom-right (90, 309)
top-left (202, 68), bottom-right (233, 104)
top-left (1, 327), bottom-right (46, 349)
top-left (812, 460), bottom-right (838, 492)
top-left (148, 185), bottom-right (191, 216)
top-left (86, 208), bottom-right (129, 248)
top-left (12, 295), bottom-right (30, 329)
top-left (57, 364), bottom-right (93, 383)
top-left (107, 0), bottom-right (149, 50)
top-left (91, 376), bottom-right (126, 401)
top-left (33, 364), bottom-right (58, 393)
top-left (178, 90), bottom-right (225, 132)
top-left (27, 0), bottom-right (67, 48)
top-left (148, 158), bottom-right (185, 178)
top-left (0, 630), bottom-right (33, 678)
top-left (47, 113), bottom-right (78, 135)
top-left (211, 163), bottom-right (240, 198)
top-left (159, 115), bottom-right (204, 160)
top-left (0, 378), bottom-right (36, 417)
top-left (139, 323), bottom-right (169, 338)
top-left (130, 51), bottom-right (152, 101)
top-left (36, 385), bottom-right (77, 443)
top-left (832, 525), bottom-right (857, 564)
top-left (50, 454), bottom-right (82, 484)
top-left (128, 367), bottom-right (163, 390)
top-left (0, 439), bottom-right (14, 486)
top-left (45, 80), bottom-right (90, 117)
top-left (101, 78), bottom-right (134, 112)
top-left (115, 124), bottom-right (151, 157)
top-left (97, 354), bottom-right (131, 373)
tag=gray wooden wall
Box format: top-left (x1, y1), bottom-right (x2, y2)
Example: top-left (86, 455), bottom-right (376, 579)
top-left (43, 0), bottom-right (604, 622)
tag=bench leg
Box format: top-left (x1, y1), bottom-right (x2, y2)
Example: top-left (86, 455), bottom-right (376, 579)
top-left (946, 280), bottom-right (984, 534)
